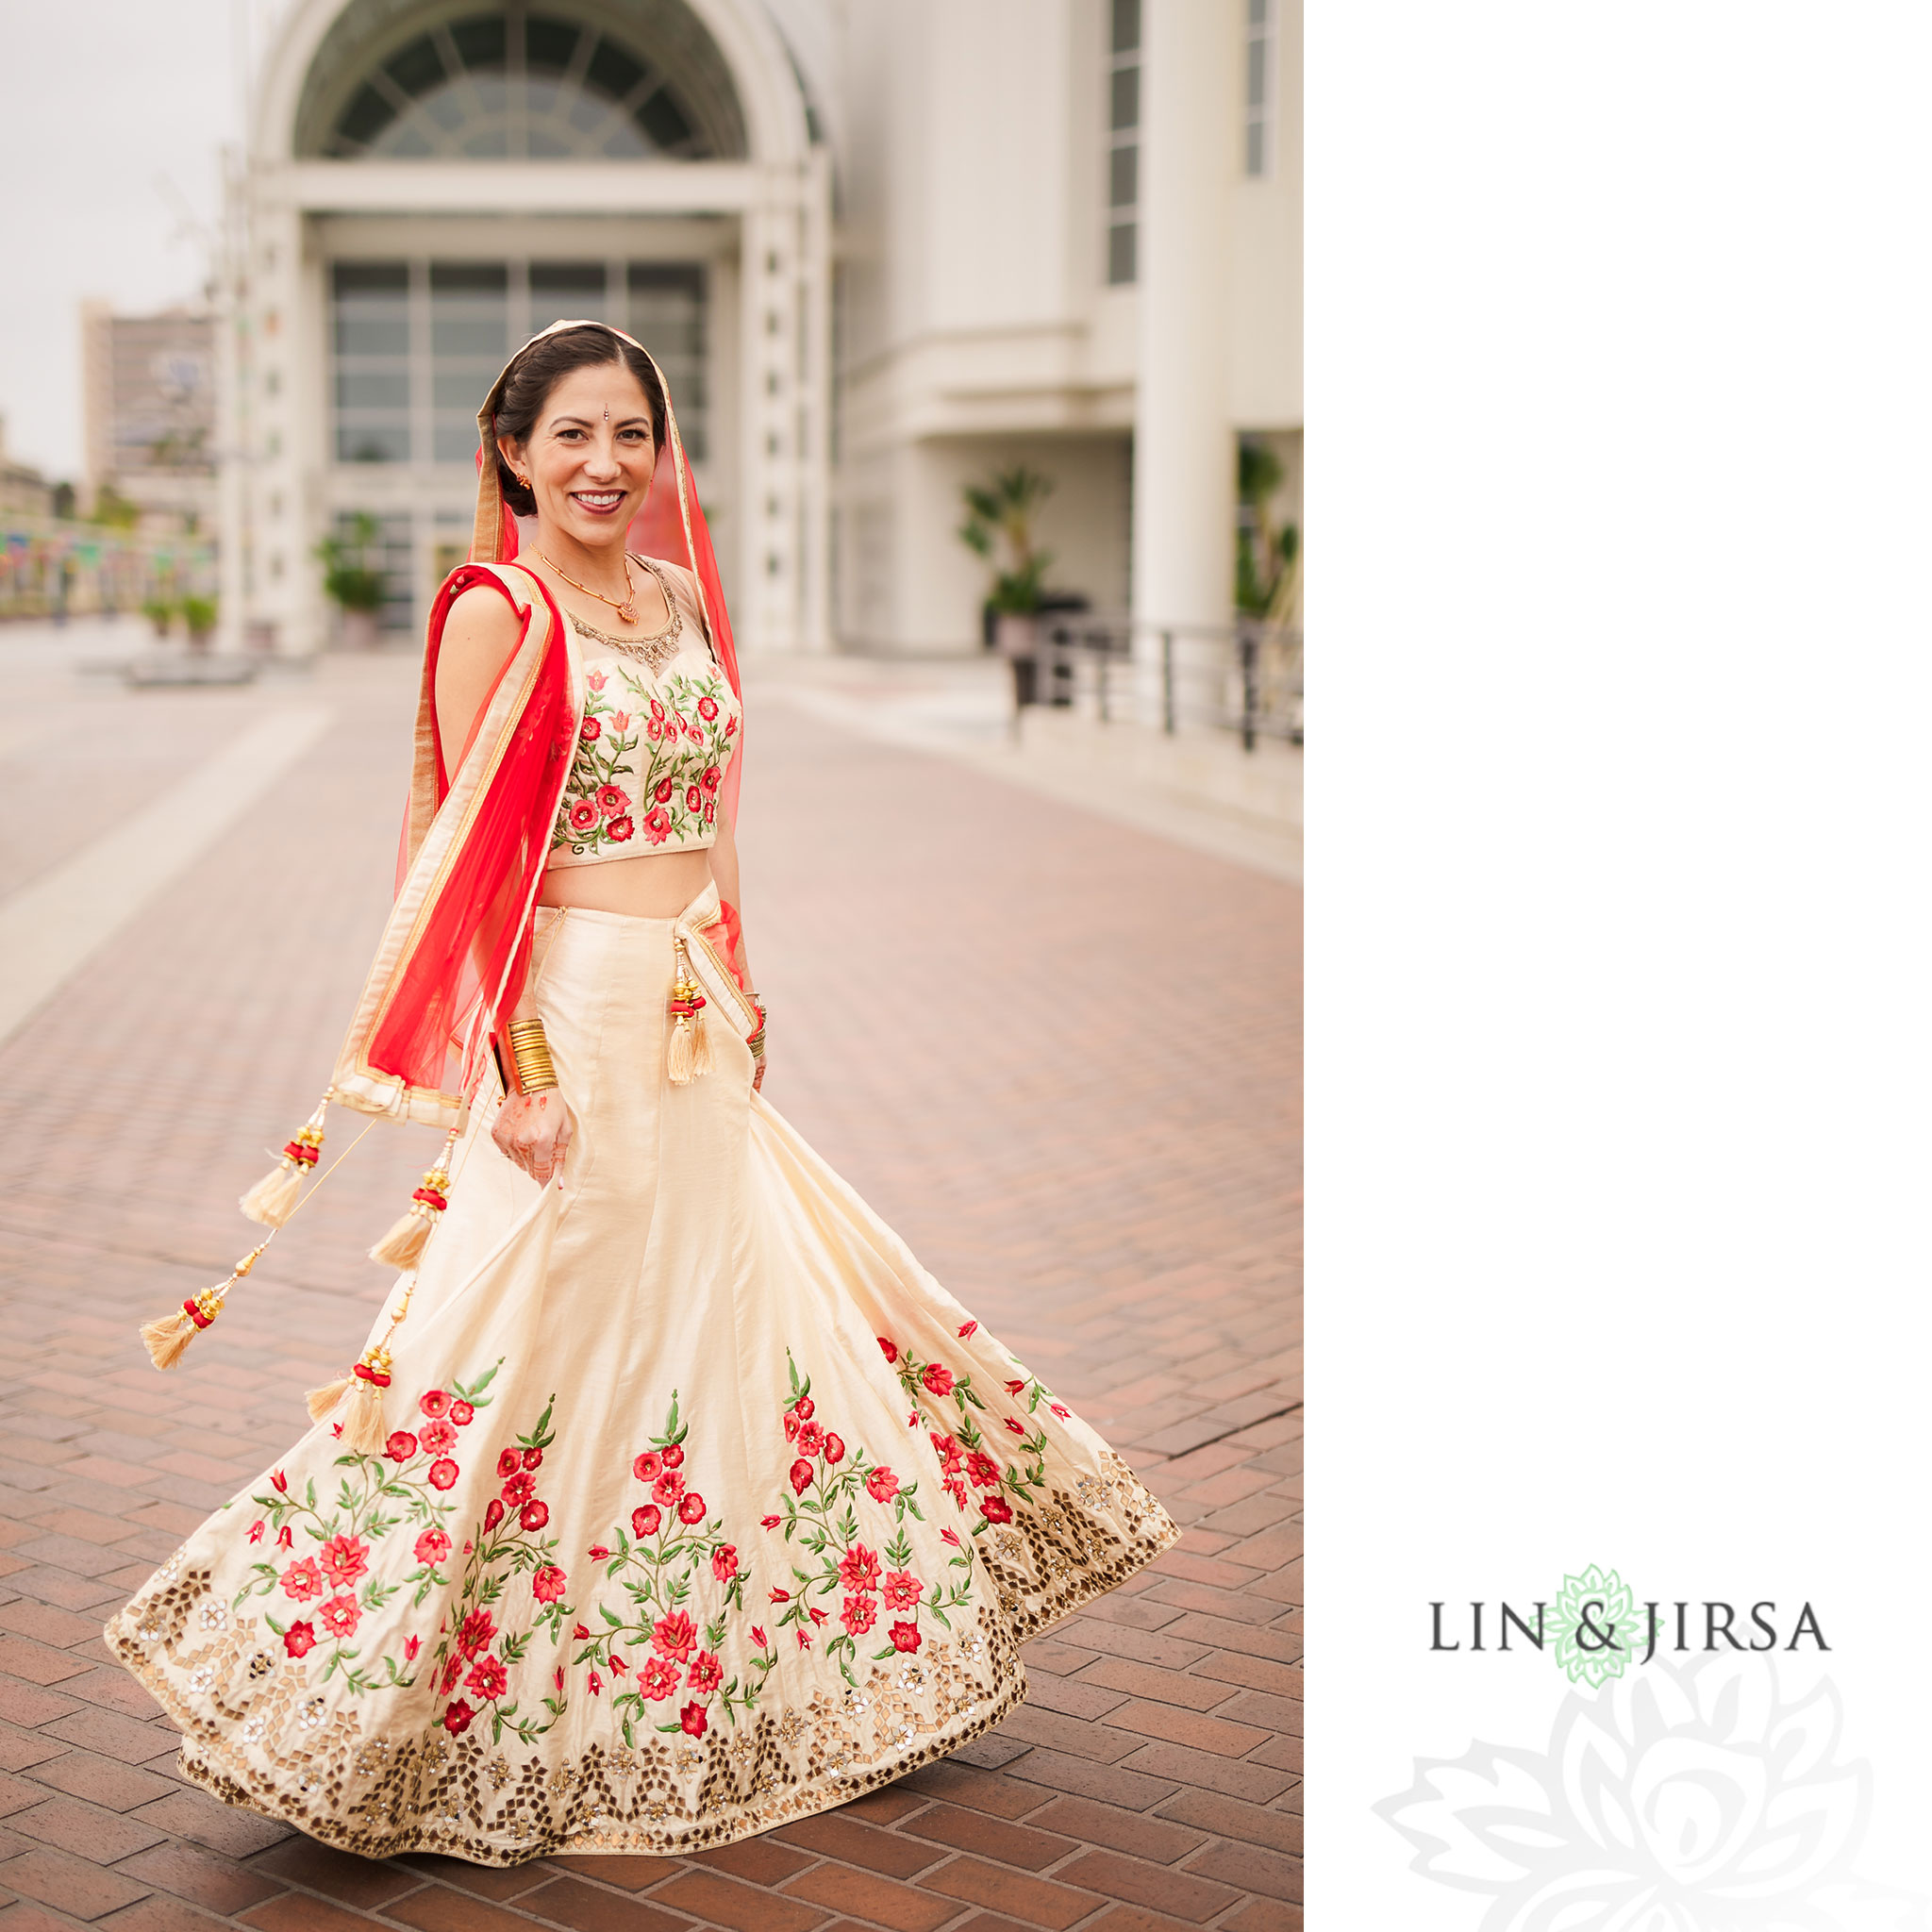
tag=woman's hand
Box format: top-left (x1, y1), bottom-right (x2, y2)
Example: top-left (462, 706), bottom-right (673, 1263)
top-left (493, 1089), bottom-right (573, 1185)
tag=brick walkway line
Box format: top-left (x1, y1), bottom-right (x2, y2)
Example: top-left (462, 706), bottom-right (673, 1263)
top-left (0, 648), bottom-right (1301, 1932)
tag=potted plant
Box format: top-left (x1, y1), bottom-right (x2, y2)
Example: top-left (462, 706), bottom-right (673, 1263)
top-left (958, 467), bottom-right (1054, 705)
top-left (142, 596), bottom-right (175, 639)
top-left (315, 512), bottom-right (388, 650)
top-left (181, 595), bottom-right (217, 651)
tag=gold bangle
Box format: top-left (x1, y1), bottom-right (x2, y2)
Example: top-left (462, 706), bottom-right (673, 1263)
top-left (507, 1019), bottom-right (558, 1094)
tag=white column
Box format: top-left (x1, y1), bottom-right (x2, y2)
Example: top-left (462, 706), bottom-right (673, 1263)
top-left (214, 150), bottom-right (249, 655)
top-left (738, 182), bottom-right (805, 652)
top-left (798, 148), bottom-right (834, 652)
top-left (1130, 0), bottom-right (1240, 725)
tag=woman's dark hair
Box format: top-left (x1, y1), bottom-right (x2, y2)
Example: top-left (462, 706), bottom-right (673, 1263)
top-left (491, 325), bottom-right (666, 518)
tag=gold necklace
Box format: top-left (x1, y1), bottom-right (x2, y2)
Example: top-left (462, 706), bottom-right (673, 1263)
top-left (539, 549), bottom-right (641, 625)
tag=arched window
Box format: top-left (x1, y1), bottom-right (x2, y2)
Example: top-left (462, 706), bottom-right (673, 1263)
top-left (324, 8), bottom-right (722, 159)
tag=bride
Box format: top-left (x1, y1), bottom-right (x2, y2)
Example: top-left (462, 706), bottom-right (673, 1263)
top-left (106, 319), bottom-right (1178, 1865)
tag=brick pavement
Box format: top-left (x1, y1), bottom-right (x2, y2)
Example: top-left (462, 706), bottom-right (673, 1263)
top-left (0, 641), bottom-right (1301, 1931)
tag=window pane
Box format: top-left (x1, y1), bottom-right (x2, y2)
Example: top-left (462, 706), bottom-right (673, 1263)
top-left (1249, 0), bottom-right (1268, 23)
top-left (1248, 38), bottom-right (1267, 108)
top-left (385, 33), bottom-right (445, 98)
top-left (525, 14), bottom-right (581, 75)
top-left (1245, 122), bottom-right (1264, 176)
top-left (1108, 143), bottom-right (1137, 210)
top-left (338, 423), bottom-right (410, 464)
top-left (628, 264), bottom-right (708, 459)
top-left (1108, 222), bottom-right (1137, 286)
top-left (1110, 64), bottom-right (1139, 134)
top-left (338, 83), bottom-right (397, 148)
top-left (587, 37), bottom-right (645, 100)
top-left (337, 371), bottom-right (409, 411)
top-left (449, 15), bottom-right (506, 71)
top-left (430, 262), bottom-right (507, 359)
top-left (332, 263), bottom-right (408, 356)
top-left (434, 419), bottom-right (483, 463)
top-left (532, 262), bottom-right (608, 324)
top-left (637, 89), bottom-right (694, 149)
top-left (1111, 0), bottom-right (1141, 56)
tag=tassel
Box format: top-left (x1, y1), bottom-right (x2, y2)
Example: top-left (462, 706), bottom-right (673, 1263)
top-left (306, 1373), bottom-right (353, 1424)
top-left (668, 947), bottom-right (712, 1086)
top-left (369, 1130), bottom-right (459, 1270)
top-left (340, 1346), bottom-right (393, 1455)
top-left (240, 1100), bottom-right (328, 1228)
top-left (140, 1241), bottom-right (271, 1370)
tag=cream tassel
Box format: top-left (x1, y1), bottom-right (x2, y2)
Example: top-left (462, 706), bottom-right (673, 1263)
top-left (667, 944), bottom-right (712, 1086)
top-left (306, 1372), bottom-right (353, 1424)
top-left (340, 1350), bottom-right (392, 1456)
top-left (140, 1241), bottom-right (271, 1370)
top-left (241, 1099), bottom-right (328, 1228)
top-left (368, 1128), bottom-right (459, 1269)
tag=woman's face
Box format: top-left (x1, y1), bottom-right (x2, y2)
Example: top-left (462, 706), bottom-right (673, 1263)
top-left (501, 360), bottom-right (657, 552)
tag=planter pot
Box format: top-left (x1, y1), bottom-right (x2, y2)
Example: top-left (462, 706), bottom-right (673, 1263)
top-left (186, 628), bottom-right (214, 654)
top-left (340, 608), bottom-right (380, 652)
top-left (992, 612), bottom-right (1038, 660)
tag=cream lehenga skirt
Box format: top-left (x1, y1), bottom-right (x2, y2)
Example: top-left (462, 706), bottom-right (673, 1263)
top-left (106, 885), bottom-right (1178, 1864)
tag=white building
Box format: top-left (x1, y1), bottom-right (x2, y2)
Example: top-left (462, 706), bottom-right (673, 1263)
top-left (225, 0), bottom-right (1300, 668)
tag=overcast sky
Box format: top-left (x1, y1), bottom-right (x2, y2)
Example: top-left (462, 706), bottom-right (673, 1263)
top-left (0, 0), bottom-right (251, 478)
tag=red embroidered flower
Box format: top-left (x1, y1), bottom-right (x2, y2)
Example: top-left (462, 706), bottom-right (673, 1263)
top-left (783, 1410), bottom-right (799, 1441)
top-left (404, 1634), bottom-right (420, 1661)
top-left (769, 1587), bottom-right (791, 1604)
top-left (421, 1390), bottom-right (453, 1420)
top-left (428, 1457), bottom-right (458, 1491)
top-left (580, 716), bottom-right (601, 741)
top-left (685, 785), bottom-right (701, 811)
top-left (440, 1656), bottom-right (463, 1695)
top-left (980, 1494), bottom-right (1014, 1524)
top-left (280, 1557), bottom-right (323, 1602)
top-left (272, 1468), bottom-right (289, 1491)
top-left (789, 1458), bottom-right (814, 1496)
top-left (282, 1621), bottom-right (315, 1658)
top-left (501, 1471), bottom-right (537, 1507)
top-left (958, 1320), bottom-right (979, 1339)
top-left (589, 1669), bottom-right (603, 1696)
top-left (318, 1535), bottom-right (370, 1589)
top-left (725, 715), bottom-right (738, 737)
top-left (318, 1593), bottom-right (360, 1639)
top-left (519, 1446), bottom-right (539, 1474)
top-left (687, 1650), bottom-right (723, 1693)
top-left (450, 1399), bottom-right (475, 1425)
top-left (929, 1432), bottom-right (965, 1475)
top-left (642, 808), bottom-right (671, 844)
top-left (419, 1419), bottom-right (458, 1456)
top-left (520, 1500), bottom-right (549, 1532)
top-left (494, 1448), bottom-right (520, 1478)
top-left (796, 1420), bottom-right (824, 1457)
top-left (878, 1338), bottom-right (898, 1363)
top-left (841, 1594), bottom-right (878, 1636)
top-left (661, 1443), bottom-right (685, 1469)
top-left (531, 1566), bottom-right (567, 1604)
top-left (465, 1654), bottom-right (508, 1701)
top-left (711, 1544), bottom-right (739, 1582)
top-left (650, 699), bottom-right (666, 721)
top-left (922, 1362), bottom-right (955, 1396)
top-left (654, 777), bottom-right (674, 804)
top-left (943, 1476), bottom-right (969, 1510)
top-left (698, 694), bottom-right (719, 721)
top-left (633, 1450), bottom-right (663, 1482)
top-left (701, 764), bottom-right (721, 793)
top-left (797, 1629), bottom-right (812, 1649)
top-left (1004, 1418), bottom-right (1026, 1436)
top-left (651, 1469), bottom-right (684, 1507)
top-left (641, 1655), bottom-right (680, 1701)
top-left (277, 1525), bottom-right (292, 1549)
top-left (1050, 1403), bottom-right (1070, 1419)
top-left (385, 1430), bottom-right (418, 1461)
top-left (442, 1699), bottom-right (475, 1735)
top-left (941, 1527), bottom-right (962, 1549)
top-left (793, 1397), bottom-right (814, 1422)
top-left (824, 1432), bottom-right (846, 1465)
top-left (589, 1543), bottom-right (610, 1561)
top-left (882, 1569), bottom-right (924, 1610)
top-left (760, 1514), bottom-right (781, 1530)
top-left (594, 784), bottom-right (628, 817)
top-left (703, 803), bottom-right (715, 824)
top-left (610, 711), bottom-right (631, 732)
top-left (568, 799), bottom-right (599, 833)
top-left (966, 1452), bottom-right (1002, 1490)
top-left (652, 1610), bottom-right (696, 1661)
top-left (1004, 1379), bottom-right (1025, 1396)
top-left (679, 1700), bottom-right (708, 1738)
top-left (751, 1624), bottom-right (768, 1648)
top-left (587, 670), bottom-right (607, 691)
top-left (866, 1467), bottom-right (900, 1504)
top-left (632, 1505), bottom-right (661, 1538)
top-left (484, 1499), bottom-right (505, 1532)
top-left (607, 815), bottom-right (635, 842)
top-left (838, 1544), bottom-right (881, 1593)
top-left (677, 1492), bottom-right (706, 1524)
top-left (646, 719), bottom-right (662, 741)
top-left (608, 1651), bottom-right (627, 1674)
top-left (890, 1620), bottom-right (923, 1654)
top-left (458, 1607), bottom-right (496, 1657)
top-left (575, 1623), bottom-right (591, 1641)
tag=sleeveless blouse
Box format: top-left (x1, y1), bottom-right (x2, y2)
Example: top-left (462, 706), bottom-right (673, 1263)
top-left (548, 558), bottom-right (742, 865)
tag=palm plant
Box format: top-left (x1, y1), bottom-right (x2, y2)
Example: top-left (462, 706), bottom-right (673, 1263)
top-left (958, 466), bottom-right (1055, 614)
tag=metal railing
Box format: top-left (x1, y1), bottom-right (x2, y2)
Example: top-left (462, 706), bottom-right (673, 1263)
top-left (1019, 613), bottom-right (1303, 749)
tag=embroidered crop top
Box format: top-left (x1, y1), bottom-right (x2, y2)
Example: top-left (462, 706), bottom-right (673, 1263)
top-left (548, 558), bottom-right (742, 866)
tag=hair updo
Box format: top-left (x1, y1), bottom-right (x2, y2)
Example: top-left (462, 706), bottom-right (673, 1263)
top-left (491, 325), bottom-right (667, 519)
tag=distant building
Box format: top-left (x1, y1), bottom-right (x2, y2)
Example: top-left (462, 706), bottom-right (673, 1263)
top-left (81, 304), bottom-right (219, 532)
top-left (221, 0), bottom-right (1300, 670)
top-left (0, 415), bottom-right (54, 520)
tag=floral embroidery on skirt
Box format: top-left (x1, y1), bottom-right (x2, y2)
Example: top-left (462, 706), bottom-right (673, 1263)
top-left (108, 899), bottom-right (1179, 1864)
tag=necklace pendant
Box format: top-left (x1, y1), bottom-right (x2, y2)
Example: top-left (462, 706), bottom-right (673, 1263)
top-left (618, 601), bottom-right (638, 625)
